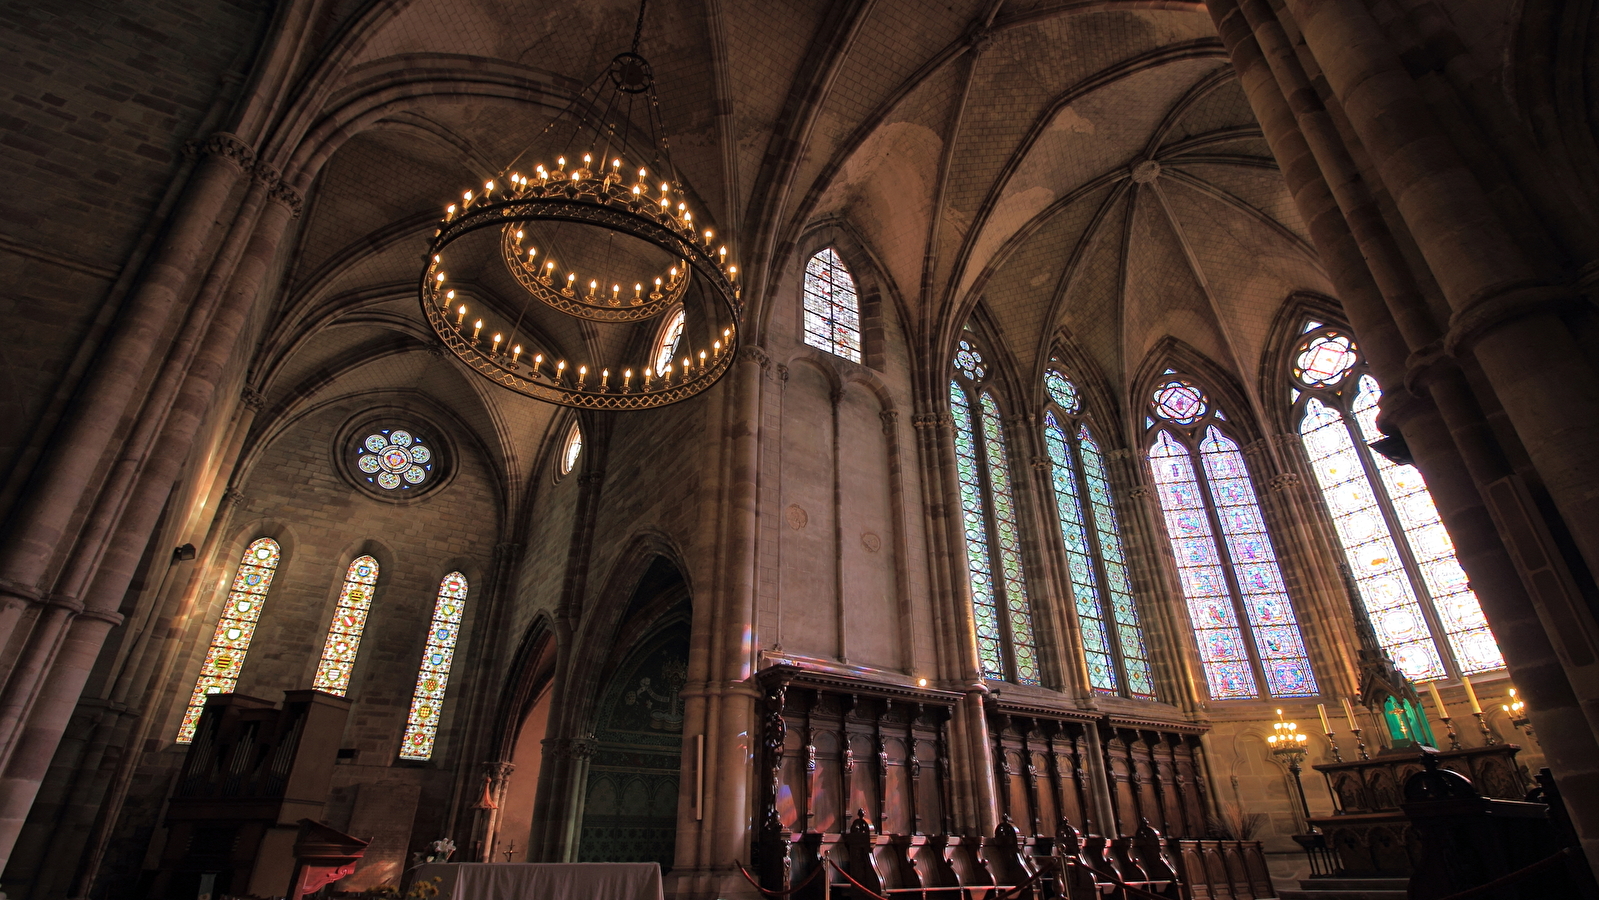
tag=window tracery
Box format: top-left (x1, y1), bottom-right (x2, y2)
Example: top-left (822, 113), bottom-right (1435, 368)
top-left (312, 555), bottom-right (379, 696)
top-left (1042, 366), bottom-right (1154, 698)
top-left (355, 427), bottom-right (433, 492)
top-left (950, 339), bottom-right (1039, 684)
top-left (1290, 326), bottom-right (1503, 679)
top-left (399, 571), bottom-right (469, 761)
top-left (178, 537), bottom-right (280, 743)
top-left (802, 248), bottom-right (862, 363)
top-left (1146, 373), bottom-right (1318, 699)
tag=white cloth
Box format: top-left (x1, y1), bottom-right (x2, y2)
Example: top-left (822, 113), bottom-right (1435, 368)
top-left (414, 862), bottom-right (665, 900)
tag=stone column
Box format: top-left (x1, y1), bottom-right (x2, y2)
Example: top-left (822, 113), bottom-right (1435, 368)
top-left (1281, 0), bottom-right (1599, 587)
top-left (0, 135), bottom-right (254, 650)
top-left (1206, 0), bottom-right (1599, 865)
top-left (0, 174), bottom-right (300, 875)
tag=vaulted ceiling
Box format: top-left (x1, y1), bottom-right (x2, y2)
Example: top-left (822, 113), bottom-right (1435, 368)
top-left (252, 0), bottom-right (1327, 496)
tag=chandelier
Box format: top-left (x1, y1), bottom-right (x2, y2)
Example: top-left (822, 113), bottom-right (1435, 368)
top-left (419, 6), bottom-right (740, 410)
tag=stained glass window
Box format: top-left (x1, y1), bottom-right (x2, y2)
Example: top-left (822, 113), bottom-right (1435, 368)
top-left (177, 537), bottom-right (281, 743)
top-left (949, 337), bottom-right (1038, 684)
top-left (399, 571), bottom-right (469, 760)
top-left (312, 556), bottom-right (379, 696)
top-left (802, 248), bottom-right (862, 362)
top-left (1147, 378), bottom-right (1319, 699)
top-left (653, 307), bottom-right (686, 375)
top-left (561, 422), bottom-right (582, 475)
top-left (1291, 326), bottom-right (1502, 680)
top-left (1041, 368), bottom-right (1154, 699)
top-left (355, 427), bottom-right (433, 492)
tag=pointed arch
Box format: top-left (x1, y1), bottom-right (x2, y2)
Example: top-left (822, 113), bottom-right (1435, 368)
top-left (399, 571), bottom-right (470, 760)
top-left (177, 537), bottom-right (283, 743)
top-left (311, 554), bottom-right (380, 695)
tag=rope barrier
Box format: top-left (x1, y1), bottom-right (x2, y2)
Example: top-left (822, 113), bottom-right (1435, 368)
top-left (1432, 847), bottom-right (1573, 900)
top-left (823, 857), bottom-right (1047, 900)
top-left (1061, 859), bottom-right (1175, 900)
top-left (735, 860), bottom-right (826, 896)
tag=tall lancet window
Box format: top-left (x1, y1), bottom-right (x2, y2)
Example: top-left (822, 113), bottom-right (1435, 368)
top-left (1041, 367), bottom-right (1155, 698)
top-left (312, 556), bottom-right (379, 695)
top-left (802, 247), bottom-right (862, 362)
top-left (950, 338), bottom-right (1040, 684)
top-left (1291, 324), bottom-right (1503, 680)
top-left (399, 571), bottom-right (469, 760)
top-left (1146, 373), bottom-right (1318, 700)
top-left (178, 537), bottom-right (281, 742)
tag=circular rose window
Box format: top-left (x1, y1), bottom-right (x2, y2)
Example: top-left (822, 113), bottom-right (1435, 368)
top-left (354, 428), bottom-right (434, 492)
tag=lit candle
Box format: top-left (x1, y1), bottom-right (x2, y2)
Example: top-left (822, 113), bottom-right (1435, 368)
top-left (1317, 703), bottom-right (1331, 734)
top-left (1461, 675), bottom-right (1481, 713)
top-left (1427, 680), bottom-right (1447, 717)
top-left (601, 369), bottom-right (609, 390)
top-left (1341, 696), bottom-right (1358, 729)
top-left (472, 319), bottom-right (483, 341)
top-left (623, 369), bottom-right (632, 391)
top-left (491, 333), bottom-right (502, 354)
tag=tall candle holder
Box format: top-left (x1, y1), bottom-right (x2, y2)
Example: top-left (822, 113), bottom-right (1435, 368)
top-left (1350, 725), bottom-right (1369, 760)
top-left (1324, 731), bottom-right (1343, 763)
top-left (1438, 715), bottom-right (1462, 751)
top-left (1472, 711), bottom-right (1500, 746)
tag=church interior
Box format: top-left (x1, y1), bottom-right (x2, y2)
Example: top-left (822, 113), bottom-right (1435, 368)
top-left (2, 0), bottom-right (1598, 897)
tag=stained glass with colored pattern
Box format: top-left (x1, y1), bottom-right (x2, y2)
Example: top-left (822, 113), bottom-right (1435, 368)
top-left (177, 538), bottom-right (281, 743)
top-left (1198, 427), bottom-right (1318, 697)
top-left (312, 556), bottom-right (379, 696)
top-left (981, 393), bottom-right (1039, 684)
top-left (802, 248), bottom-right (862, 362)
top-left (1078, 424), bottom-right (1155, 698)
top-left (1148, 432), bottom-right (1258, 699)
top-left (951, 381), bottom-right (1005, 680)
top-left (399, 572), bottom-right (469, 760)
top-left (1352, 376), bottom-right (1502, 674)
top-left (1045, 412), bottom-right (1115, 692)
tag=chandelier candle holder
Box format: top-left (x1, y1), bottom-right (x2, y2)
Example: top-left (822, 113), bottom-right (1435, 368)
top-left (418, 8), bottom-right (742, 411)
top-left (1268, 709), bottom-right (1313, 827)
top-left (1502, 687), bottom-right (1535, 741)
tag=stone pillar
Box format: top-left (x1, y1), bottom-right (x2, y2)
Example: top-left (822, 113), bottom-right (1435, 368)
top-left (1205, 0), bottom-right (1599, 866)
top-left (0, 135), bottom-right (254, 651)
top-left (1281, 0), bottom-right (1599, 588)
top-left (0, 173), bottom-right (300, 875)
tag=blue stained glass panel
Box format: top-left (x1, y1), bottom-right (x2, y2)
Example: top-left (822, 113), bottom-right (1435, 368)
top-left (1078, 424), bottom-right (1154, 697)
top-left (1198, 427), bottom-right (1319, 697)
top-left (1045, 413), bottom-right (1116, 693)
top-left (951, 381), bottom-right (1006, 680)
top-left (982, 392), bottom-right (1040, 685)
top-left (1045, 370), bottom-right (1080, 412)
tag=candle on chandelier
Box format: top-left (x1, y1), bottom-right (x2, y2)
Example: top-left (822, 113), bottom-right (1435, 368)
top-left (633, 283), bottom-right (643, 303)
top-left (533, 354), bottom-right (543, 376)
top-left (1317, 703), bottom-right (1331, 734)
top-left (601, 369), bottom-right (609, 390)
top-left (491, 333), bottom-right (502, 355)
top-left (662, 364), bottom-right (672, 384)
top-left (699, 350), bottom-right (707, 369)
top-left (587, 280), bottom-right (598, 299)
top-left (713, 340), bottom-right (722, 357)
top-left (578, 365), bottom-right (587, 388)
top-left (623, 369), bottom-right (633, 391)
top-left (1461, 675), bottom-right (1481, 713)
top-left (643, 367), bottom-right (653, 389)
top-left (455, 302), bottom-right (466, 328)
top-left (512, 345), bottom-right (523, 365)
top-left (611, 284), bottom-right (620, 305)
top-left (472, 320), bottom-right (483, 342)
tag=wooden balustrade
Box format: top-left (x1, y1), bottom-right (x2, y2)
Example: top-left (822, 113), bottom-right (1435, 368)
top-left (752, 666), bottom-right (1261, 900)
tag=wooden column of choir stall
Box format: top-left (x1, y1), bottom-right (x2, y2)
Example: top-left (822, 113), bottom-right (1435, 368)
top-left (753, 666), bottom-right (1276, 899)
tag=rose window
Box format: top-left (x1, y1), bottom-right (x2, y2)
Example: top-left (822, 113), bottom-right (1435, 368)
top-left (356, 429), bottom-right (433, 491)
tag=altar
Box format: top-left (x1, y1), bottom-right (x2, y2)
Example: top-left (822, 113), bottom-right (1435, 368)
top-left (412, 862), bottom-right (664, 900)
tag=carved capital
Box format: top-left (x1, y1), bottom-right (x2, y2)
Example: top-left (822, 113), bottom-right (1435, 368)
top-left (240, 385), bottom-right (265, 411)
top-left (1107, 448), bottom-right (1135, 462)
top-left (878, 409), bottom-right (899, 434)
top-left (542, 736), bottom-right (598, 760)
top-left (1269, 472), bottom-right (1300, 492)
top-left (738, 345), bottom-right (771, 370)
top-left (1030, 456), bottom-right (1049, 471)
top-left (482, 759), bottom-right (516, 786)
top-left (912, 413), bottom-right (951, 431)
top-left (1126, 485), bottom-right (1152, 500)
top-left (221, 487), bottom-right (247, 509)
top-left (195, 132), bottom-right (255, 171)
top-left (266, 175), bottom-right (304, 218)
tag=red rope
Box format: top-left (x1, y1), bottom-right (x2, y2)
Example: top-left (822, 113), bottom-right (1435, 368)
top-left (735, 860), bottom-right (826, 896)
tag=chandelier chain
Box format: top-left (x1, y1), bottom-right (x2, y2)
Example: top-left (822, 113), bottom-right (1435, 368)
top-left (631, 0), bottom-right (649, 55)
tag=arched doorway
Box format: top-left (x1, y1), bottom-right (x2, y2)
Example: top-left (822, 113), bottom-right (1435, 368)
top-left (577, 559), bottom-right (689, 868)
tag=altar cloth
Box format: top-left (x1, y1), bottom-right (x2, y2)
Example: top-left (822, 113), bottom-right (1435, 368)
top-left (413, 862), bottom-right (665, 900)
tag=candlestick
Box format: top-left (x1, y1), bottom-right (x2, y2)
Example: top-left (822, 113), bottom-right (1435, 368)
top-left (1461, 674), bottom-right (1481, 713)
top-left (1341, 696), bottom-right (1358, 729)
top-left (1472, 711), bottom-right (1500, 746)
top-left (1350, 725), bottom-right (1369, 760)
top-left (1318, 703), bottom-right (1331, 734)
top-left (1324, 730), bottom-right (1343, 762)
top-left (1440, 715), bottom-right (1461, 750)
top-left (1427, 680), bottom-right (1445, 716)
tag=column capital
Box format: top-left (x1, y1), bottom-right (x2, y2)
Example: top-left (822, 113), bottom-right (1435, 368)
top-left (739, 345), bottom-right (771, 370)
top-left (912, 413), bottom-right (952, 431)
top-left (1269, 472), bottom-right (1301, 492)
top-left (240, 384), bottom-right (265, 411)
top-left (879, 409), bottom-right (900, 434)
top-left (188, 132), bottom-right (255, 171)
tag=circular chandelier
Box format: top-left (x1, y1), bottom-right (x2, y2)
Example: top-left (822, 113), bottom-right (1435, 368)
top-left (419, 7), bottom-right (740, 410)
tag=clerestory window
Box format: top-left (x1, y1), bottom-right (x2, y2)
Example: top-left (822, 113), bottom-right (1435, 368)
top-left (178, 537), bottom-right (281, 742)
top-left (801, 248), bottom-right (862, 363)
